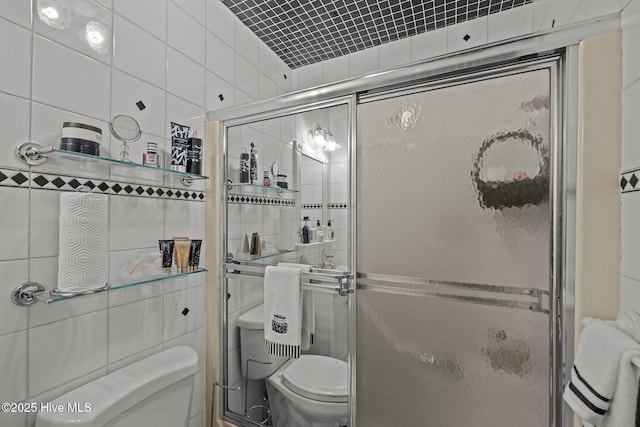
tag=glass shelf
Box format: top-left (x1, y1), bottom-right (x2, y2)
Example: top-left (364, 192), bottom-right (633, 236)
top-left (232, 250), bottom-right (296, 263)
top-left (294, 239), bottom-right (336, 248)
top-left (48, 268), bottom-right (207, 303)
top-left (228, 183), bottom-right (298, 193)
top-left (50, 149), bottom-right (209, 181)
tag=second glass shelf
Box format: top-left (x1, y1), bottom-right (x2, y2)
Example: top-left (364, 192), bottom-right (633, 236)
top-left (48, 268), bottom-right (207, 303)
top-left (228, 183), bottom-right (298, 194)
top-left (232, 249), bottom-right (296, 263)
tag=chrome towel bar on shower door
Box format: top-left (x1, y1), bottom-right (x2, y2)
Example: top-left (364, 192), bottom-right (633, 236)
top-left (223, 261), bottom-right (353, 296)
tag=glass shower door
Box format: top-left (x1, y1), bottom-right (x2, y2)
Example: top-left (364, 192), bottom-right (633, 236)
top-left (355, 68), bottom-right (553, 426)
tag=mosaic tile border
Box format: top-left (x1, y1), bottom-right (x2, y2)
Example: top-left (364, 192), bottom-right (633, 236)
top-left (228, 194), bottom-right (295, 206)
top-left (328, 203), bottom-right (348, 209)
top-left (0, 168), bottom-right (204, 201)
top-left (621, 169), bottom-right (640, 193)
top-left (301, 204), bottom-right (323, 209)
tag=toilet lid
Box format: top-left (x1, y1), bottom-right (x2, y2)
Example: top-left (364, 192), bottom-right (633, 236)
top-left (281, 355), bottom-right (348, 403)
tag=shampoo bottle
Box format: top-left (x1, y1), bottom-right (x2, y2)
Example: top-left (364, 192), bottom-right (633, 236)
top-left (301, 217), bottom-right (310, 244)
top-left (240, 148), bottom-right (249, 183)
top-left (315, 220), bottom-right (323, 242)
top-left (309, 220), bottom-right (317, 243)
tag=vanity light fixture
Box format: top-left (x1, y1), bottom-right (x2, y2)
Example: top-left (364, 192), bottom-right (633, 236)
top-left (307, 122), bottom-right (341, 152)
top-left (37, 0), bottom-right (72, 29)
top-left (85, 21), bottom-right (109, 53)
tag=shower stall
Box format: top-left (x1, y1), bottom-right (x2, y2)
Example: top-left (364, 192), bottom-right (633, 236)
top-left (205, 23), bottom-right (621, 427)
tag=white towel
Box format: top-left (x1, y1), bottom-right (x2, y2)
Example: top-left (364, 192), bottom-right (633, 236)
top-left (278, 263), bottom-right (315, 351)
top-left (563, 320), bottom-right (640, 426)
top-left (600, 348), bottom-right (640, 427)
top-left (264, 266), bottom-right (302, 358)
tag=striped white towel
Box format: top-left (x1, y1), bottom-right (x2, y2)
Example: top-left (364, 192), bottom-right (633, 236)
top-left (278, 263), bottom-right (315, 351)
top-left (264, 266), bottom-right (302, 358)
top-left (563, 320), bottom-right (640, 426)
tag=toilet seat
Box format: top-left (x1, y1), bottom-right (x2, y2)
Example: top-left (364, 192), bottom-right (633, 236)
top-left (280, 355), bottom-right (348, 403)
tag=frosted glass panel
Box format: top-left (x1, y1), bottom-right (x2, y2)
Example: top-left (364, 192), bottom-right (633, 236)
top-left (356, 69), bottom-right (552, 425)
top-left (356, 70), bottom-right (550, 288)
top-left (357, 289), bottom-right (549, 426)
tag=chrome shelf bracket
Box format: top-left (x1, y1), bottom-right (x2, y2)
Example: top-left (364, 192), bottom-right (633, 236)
top-left (15, 142), bottom-right (56, 166)
top-left (11, 281), bottom-right (46, 306)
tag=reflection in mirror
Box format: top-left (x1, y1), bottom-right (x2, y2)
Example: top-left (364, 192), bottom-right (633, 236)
top-left (222, 103), bottom-right (350, 426)
top-left (109, 114), bottom-right (142, 162)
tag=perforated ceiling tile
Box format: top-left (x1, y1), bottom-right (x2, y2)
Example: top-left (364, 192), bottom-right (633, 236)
top-left (222, 0), bottom-right (532, 69)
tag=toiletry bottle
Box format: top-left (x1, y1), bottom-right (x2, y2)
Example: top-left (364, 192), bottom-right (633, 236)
top-left (263, 170), bottom-right (270, 186)
top-left (309, 220), bottom-right (317, 243)
top-left (302, 217), bottom-right (310, 244)
top-left (327, 220), bottom-right (334, 239)
top-left (186, 132), bottom-right (202, 175)
top-left (240, 148), bottom-right (249, 183)
top-left (143, 142), bottom-right (160, 167)
top-left (316, 219), bottom-right (324, 242)
top-left (249, 142), bottom-right (258, 184)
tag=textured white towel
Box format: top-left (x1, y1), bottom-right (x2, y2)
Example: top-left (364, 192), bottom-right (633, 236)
top-left (279, 263), bottom-right (315, 351)
top-left (600, 348), bottom-right (640, 427)
top-left (563, 320), bottom-right (640, 426)
top-left (264, 266), bottom-right (302, 358)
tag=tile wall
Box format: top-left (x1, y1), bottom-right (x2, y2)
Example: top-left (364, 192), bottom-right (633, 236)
top-left (293, 0), bottom-right (639, 313)
top-left (0, 1), bottom-right (291, 426)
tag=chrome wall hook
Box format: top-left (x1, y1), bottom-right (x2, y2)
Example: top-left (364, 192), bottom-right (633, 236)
top-left (11, 281), bottom-right (46, 306)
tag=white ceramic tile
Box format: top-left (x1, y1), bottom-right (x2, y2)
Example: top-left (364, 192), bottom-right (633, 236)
top-left (206, 32), bottom-right (235, 83)
top-left (167, 48), bottom-right (206, 107)
top-left (488, 4), bottom-right (534, 43)
top-left (172, 0), bottom-right (206, 25)
top-left (278, 60), bottom-right (292, 92)
top-left (163, 285), bottom-right (204, 340)
top-left (0, 2), bottom-right (31, 28)
top-left (168, 2), bottom-right (205, 66)
top-left (0, 93), bottom-right (29, 170)
top-left (29, 189), bottom-right (60, 258)
top-left (235, 54), bottom-right (259, 100)
top-left (227, 309), bottom-right (241, 351)
top-left (190, 369), bottom-right (204, 417)
top-left (349, 47), bottom-right (379, 77)
top-left (622, 192), bottom-right (640, 281)
top-left (532, 0), bottom-right (552, 31)
top-left (323, 55), bottom-right (350, 84)
top-left (235, 22), bottom-right (258, 66)
top-left (0, 19), bottom-right (31, 98)
top-left (30, 102), bottom-right (112, 177)
top-left (622, 81), bottom-right (640, 171)
top-left (227, 276), bottom-right (243, 314)
top-left (28, 256), bottom-right (109, 327)
top-left (0, 331), bottom-right (27, 402)
top-left (112, 69), bottom-right (166, 139)
top-left (113, 14), bottom-right (166, 89)
top-left (379, 38), bottom-right (411, 70)
top-left (206, 70), bottom-right (236, 112)
top-left (622, 11), bottom-right (640, 89)
top-left (621, 274), bottom-right (640, 311)
top-left (625, 0), bottom-right (640, 13)
top-left (163, 269), bottom-right (205, 294)
top-left (166, 94), bottom-right (205, 142)
top-left (108, 296), bottom-right (163, 362)
top-left (165, 199), bottom-right (204, 241)
top-left (0, 187), bottom-right (28, 261)
top-left (109, 196), bottom-right (165, 251)
top-left (107, 250), bottom-right (165, 305)
top-left (97, 0), bottom-right (114, 8)
top-left (569, 1), bottom-right (588, 24)
top-left (115, 0), bottom-right (167, 40)
top-left (585, 0), bottom-right (622, 19)
top-left (298, 62), bottom-right (324, 90)
top-left (543, 0), bottom-right (582, 29)
top-left (235, 87), bottom-right (256, 105)
top-left (164, 328), bottom-right (204, 372)
top-left (29, 310), bottom-right (108, 395)
top-left (240, 276), bottom-right (263, 308)
top-left (0, 260), bottom-right (28, 335)
top-left (259, 46), bottom-right (278, 82)
top-left (34, 0), bottom-right (112, 63)
top-left (206, 0), bottom-right (235, 47)
top-left (189, 411), bottom-right (203, 427)
top-left (447, 16), bottom-right (488, 52)
top-left (258, 74), bottom-right (277, 100)
top-left (33, 35), bottom-right (110, 120)
top-left (107, 344), bottom-right (162, 373)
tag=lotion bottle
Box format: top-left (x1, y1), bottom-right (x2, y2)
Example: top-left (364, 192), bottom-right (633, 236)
top-left (301, 217), bottom-right (310, 244)
top-left (327, 220), bottom-right (334, 240)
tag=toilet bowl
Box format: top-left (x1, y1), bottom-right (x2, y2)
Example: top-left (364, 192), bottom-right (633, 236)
top-left (35, 346), bottom-right (198, 427)
top-left (266, 355), bottom-right (349, 427)
top-left (238, 304), bottom-right (349, 427)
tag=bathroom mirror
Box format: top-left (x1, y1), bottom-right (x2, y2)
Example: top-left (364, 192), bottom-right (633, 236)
top-left (109, 114), bottom-right (141, 162)
top-left (221, 103), bottom-right (350, 426)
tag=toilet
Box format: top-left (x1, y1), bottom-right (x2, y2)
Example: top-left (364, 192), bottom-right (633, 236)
top-left (238, 304), bottom-right (349, 427)
top-left (35, 346), bottom-right (198, 427)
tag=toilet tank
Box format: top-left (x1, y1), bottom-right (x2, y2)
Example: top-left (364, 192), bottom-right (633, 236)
top-left (35, 346), bottom-right (198, 427)
top-left (238, 304), bottom-right (284, 379)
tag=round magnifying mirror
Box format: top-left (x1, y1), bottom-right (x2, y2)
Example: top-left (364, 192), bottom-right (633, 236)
top-left (109, 115), bottom-right (141, 162)
top-left (271, 161), bottom-right (279, 177)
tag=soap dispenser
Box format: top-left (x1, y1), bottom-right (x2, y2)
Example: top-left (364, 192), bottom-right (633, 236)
top-left (315, 219), bottom-right (324, 242)
top-left (309, 220), bottom-right (317, 243)
top-left (301, 217), bottom-right (310, 244)
top-left (327, 220), bottom-right (334, 240)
